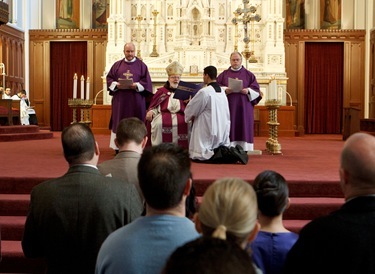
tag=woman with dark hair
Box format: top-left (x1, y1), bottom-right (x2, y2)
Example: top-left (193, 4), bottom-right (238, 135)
top-left (249, 170), bottom-right (298, 274)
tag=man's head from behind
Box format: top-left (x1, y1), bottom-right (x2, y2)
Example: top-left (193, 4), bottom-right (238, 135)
top-left (61, 123), bottom-right (97, 165)
top-left (138, 143), bottom-right (191, 211)
top-left (340, 132), bottom-right (375, 199)
top-left (203, 66), bottom-right (217, 83)
top-left (115, 117), bottom-right (147, 148)
top-left (162, 237), bottom-right (256, 274)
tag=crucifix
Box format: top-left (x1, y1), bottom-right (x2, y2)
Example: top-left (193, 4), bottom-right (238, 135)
top-left (119, 70), bottom-right (134, 89)
top-left (123, 70), bottom-right (133, 79)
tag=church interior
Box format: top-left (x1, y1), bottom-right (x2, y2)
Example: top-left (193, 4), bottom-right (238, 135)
top-left (0, 0), bottom-right (375, 272)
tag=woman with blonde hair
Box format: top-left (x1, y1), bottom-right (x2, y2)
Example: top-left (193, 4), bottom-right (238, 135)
top-left (195, 177), bottom-right (262, 273)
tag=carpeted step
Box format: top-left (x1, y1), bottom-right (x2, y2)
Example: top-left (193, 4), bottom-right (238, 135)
top-left (0, 131), bottom-right (54, 142)
top-left (0, 177), bottom-right (47, 194)
top-left (283, 219), bottom-right (310, 234)
top-left (0, 240), bottom-right (46, 273)
top-left (284, 197), bottom-right (344, 220)
top-left (0, 125), bottom-right (40, 134)
top-left (193, 180), bottom-right (343, 198)
top-left (0, 194), bottom-right (30, 216)
top-left (0, 215), bottom-right (26, 240)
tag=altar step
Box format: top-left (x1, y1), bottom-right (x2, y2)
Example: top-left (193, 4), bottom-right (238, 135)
top-left (0, 125), bottom-right (53, 142)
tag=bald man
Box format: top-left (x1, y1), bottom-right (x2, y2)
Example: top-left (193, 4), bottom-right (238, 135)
top-left (284, 132), bottom-right (375, 274)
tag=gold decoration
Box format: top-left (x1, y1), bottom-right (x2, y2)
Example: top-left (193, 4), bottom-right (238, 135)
top-left (265, 99), bottom-right (282, 155)
top-left (68, 98), bottom-right (94, 125)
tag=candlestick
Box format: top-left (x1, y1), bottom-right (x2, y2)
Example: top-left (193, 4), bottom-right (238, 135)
top-left (102, 71), bottom-right (107, 92)
top-left (73, 73), bottom-right (78, 99)
top-left (80, 75), bottom-right (85, 99)
top-left (86, 77), bottom-right (90, 100)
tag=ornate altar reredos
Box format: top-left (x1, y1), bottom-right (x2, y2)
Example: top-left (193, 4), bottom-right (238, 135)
top-left (103, 0), bottom-right (287, 105)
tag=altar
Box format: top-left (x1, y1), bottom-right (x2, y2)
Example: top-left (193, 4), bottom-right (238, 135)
top-left (90, 104), bottom-right (296, 137)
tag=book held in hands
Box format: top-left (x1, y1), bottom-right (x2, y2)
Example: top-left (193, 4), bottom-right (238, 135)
top-left (118, 78), bottom-right (134, 89)
top-left (173, 81), bottom-right (201, 100)
top-left (228, 77), bottom-right (243, 93)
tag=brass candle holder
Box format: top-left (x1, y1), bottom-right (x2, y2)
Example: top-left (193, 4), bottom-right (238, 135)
top-left (265, 99), bottom-right (282, 155)
top-left (68, 98), bottom-right (94, 126)
top-left (150, 10), bottom-right (159, 57)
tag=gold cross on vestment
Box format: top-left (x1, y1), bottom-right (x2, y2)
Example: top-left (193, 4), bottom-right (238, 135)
top-left (123, 70), bottom-right (133, 79)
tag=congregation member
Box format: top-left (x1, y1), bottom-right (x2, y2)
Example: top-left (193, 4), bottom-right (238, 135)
top-left (98, 117), bottom-right (147, 201)
top-left (217, 51), bottom-right (262, 151)
top-left (96, 143), bottom-right (200, 274)
top-left (163, 237), bottom-right (257, 274)
top-left (284, 132), bottom-right (375, 274)
top-left (107, 42), bottom-right (153, 152)
top-left (184, 65), bottom-right (230, 161)
top-left (249, 170), bottom-right (298, 274)
top-left (145, 61), bottom-right (189, 149)
top-left (2, 87), bottom-right (12, 99)
top-left (194, 177), bottom-right (262, 273)
top-left (22, 123), bottom-right (143, 274)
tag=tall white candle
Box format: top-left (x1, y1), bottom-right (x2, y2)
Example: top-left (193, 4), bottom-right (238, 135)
top-left (102, 71), bottom-right (107, 95)
top-left (269, 79), bottom-right (276, 100)
top-left (73, 73), bottom-right (78, 99)
top-left (273, 79), bottom-right (277, 100)
top-left (86, 77), bottom-right (90, 100)
top-left (80, 75), bottom-right (85, 99)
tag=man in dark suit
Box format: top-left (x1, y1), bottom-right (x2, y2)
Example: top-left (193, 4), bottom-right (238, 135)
top-left (284, 132), bottom-right (375, 274)
top-left (98, 117), bottom-right (147, 201)
top-left (22, 123), bottom-right (143, 274)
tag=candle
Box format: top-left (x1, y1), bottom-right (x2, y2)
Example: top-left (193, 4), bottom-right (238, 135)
top-left (273, 79), bottom-right (277, 100)
top-left (80, 75), bottom-right (85, 99)
top-left (86, 77), bottom-right (90, 100)
top-left (73, 73), bottom-right (78, 99)
top-left (102, 71), bottom-right (107, 97)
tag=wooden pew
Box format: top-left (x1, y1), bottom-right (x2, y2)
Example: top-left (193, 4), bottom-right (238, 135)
top-left (0, 99), bottom-right (20, 126)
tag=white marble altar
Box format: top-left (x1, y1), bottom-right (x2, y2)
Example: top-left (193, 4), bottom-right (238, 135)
top-left (103, 0), bottom-right (288, 105)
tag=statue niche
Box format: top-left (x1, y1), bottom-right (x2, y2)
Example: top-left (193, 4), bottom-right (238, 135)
top-left (190, 8), bottom-right (202, 46)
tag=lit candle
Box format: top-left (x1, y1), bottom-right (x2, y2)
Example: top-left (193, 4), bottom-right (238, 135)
top-left (73, 73), bottom-right (78, 99)
top-left (80, 75), bottom-right (85, 99)
top-left (86, 77), bottom-right (90, 100)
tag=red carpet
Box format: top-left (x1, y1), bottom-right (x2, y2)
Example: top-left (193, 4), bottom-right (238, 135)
top-left (0, 132), bottom-right (345, 273)
top-left (0, 133), bottom-right (342, 181)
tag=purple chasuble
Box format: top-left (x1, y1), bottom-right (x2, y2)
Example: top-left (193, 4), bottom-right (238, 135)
top-left (107, 58), bottom-right (153, 132)
top-left (217, 66), bottom-right (262, 143)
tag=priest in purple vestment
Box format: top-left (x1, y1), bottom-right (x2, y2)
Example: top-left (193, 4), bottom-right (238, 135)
top-left (145, 61), bottom-right (189, 149)
top-left (107, 42), bottom-right (153, 150)
top-left (217, 52), bottom-right (262, 152)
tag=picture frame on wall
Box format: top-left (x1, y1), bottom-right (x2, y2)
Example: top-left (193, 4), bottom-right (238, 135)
top-left (56, 0), bottom-right (80, 29)
top-left (92, 0), bottom-right (108, 29)
top-left (320, 0), bottom-right (341, 29)
top-left (285, 0), bottom-right (305, 29)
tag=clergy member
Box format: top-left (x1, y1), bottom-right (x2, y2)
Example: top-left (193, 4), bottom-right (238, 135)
top-left (107, 42), bottom-right (153, 152)
top-left (145, 61), bottom-right (189, 149)
top-left (185, 66), bottom-right (230, 161)
top-left (217, 52), bottom-right (262, 152)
